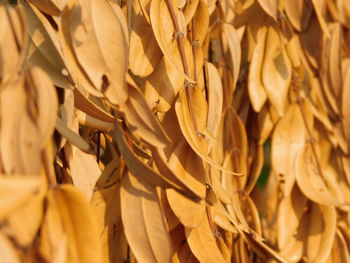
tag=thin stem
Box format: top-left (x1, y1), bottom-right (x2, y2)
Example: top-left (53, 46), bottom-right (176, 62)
top-left (215, 7), bottom-right (241, 174)
top-left (165, 0), bottom-right (200, 135)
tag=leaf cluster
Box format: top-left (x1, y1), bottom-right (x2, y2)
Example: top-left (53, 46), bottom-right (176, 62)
top-left (0, 0), bottom-right (350, 262)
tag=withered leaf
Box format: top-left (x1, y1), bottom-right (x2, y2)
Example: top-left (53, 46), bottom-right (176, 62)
top-left (271, 103), bottom-right (306, 196)
top-left (52, 184), bottom-right (103, 263)
top-left (262, 26), bottom-right (292, 116)
top-left (185, 213), bottom-right (227, 263)
top-left (69, 0), bottom-right (128, 104)
top-left (121, 172), bottom-right (173, 263)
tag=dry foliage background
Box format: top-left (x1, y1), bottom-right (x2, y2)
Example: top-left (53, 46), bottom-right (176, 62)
top-left (0, 0), bottom-right (350, 262)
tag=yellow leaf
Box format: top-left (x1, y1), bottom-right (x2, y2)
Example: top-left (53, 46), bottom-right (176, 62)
top-left (257, 0), bottom-right (277, 20)
top-left (0, 77), bottom-right (26, 174)
top-left (69, 0), bottom-right (128, 104)
top-left (119, 84), bottom-right (171, 147)
top-left (284, 0), bottom-right (312, 31)
top-left (306, 203), bottom-right (336, 263)
top-left (185, 213), bottom-right (227, 263)
top-left (262, 26), bottom-right (292, 116)
top-left (91, 183), bottom-right (128, 263)
top-left (0, 176), bottom-right (40, 222)
top-left (166, 188), bottom-right (205, 228)
top-left (277, 186), bottom-right (308, 261)
top-left (310, 0), bottom-right (330, 37)
top-left (69, 147), bottom-right (101, 200)
top-left (129, 0), bottom-right (162, 77)
top-left (0, 6), bottom-right (28, 86)
top-left (27, 67), bottom-right (58, 148)
top-left (143, 37), bottom-right (193, 113)
top-left (150, 144), bottom-right (206, 199)
top-left (73, 88), bottom-right (114, 122)
top-left (5, 186), bottom-right (45, 246)
top-left (23, 1), bottom-right (74, 88)
top-left (0, 231), bottom-right (21, 263)
top-left (40, 189), bottom-right (68, 263)
top-left (223, 23), bottom-right (242, 88)
top-left (295, 144), bottom-right (344, 206)
top-left (113, 121), bottom-right (185, 189)
top-left (53, 184), bottom-right (103, 263)
top-left (27, 0), bottom-right (63, 16)
top-left (206, 62), bottom-right (223, 149)
top-left (56, 116), bottom-right (91, 153)
top-left (150, 0), bottom-right (194, 82)
top-left (248, 26), bottom-right (267, 112)
top-left (271, 104), bottom-right (306, 196)
top-left (121, 172), bottom-right (173, 263)
top-left (175, 89), bottom-right (241, 175)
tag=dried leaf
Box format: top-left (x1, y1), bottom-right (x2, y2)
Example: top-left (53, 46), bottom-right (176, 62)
top-left (166, 188), bottom-right (205, 228)
top-left (262, 26), bottom-right (292, 116)
top-left (185, 213), bottom-right (227, 263)
top-left (0, 176), bottom-right (40, 222)
top-left (248, 26), bottom-right (268, 112)
top-left (305, 203), bottom-right (336, 263)
top-left (150, 0), bottom-right (194, 82)
top-left (27, 0), bottom-right (63, 16)
top-left (119, 83), bottom-right (171, 147)
top-left (52, 184), bottom-right (103, 263)
top-left (121, 172), bottom-right (173, 263)
top-left (0, 231), bottom-right (21, 263)
top-left (56, 116), bottom-right (91, 153)
top-left (257, 0), bottom-right (277, 20)
top-left (69, 147), bottom-right (101, 200)
top-left (69, 0), bottom-right (128, 104)
top-left (175, 89), bottom-right (241, 175)
top-left (271, 104), bottom-right (306, 196)
top-left (129, 0), bottom-right (162, 77)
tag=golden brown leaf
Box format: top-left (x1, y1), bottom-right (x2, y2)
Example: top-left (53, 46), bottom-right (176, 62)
top-left (262, 26), bottom-right (292, 116)
top-left (185, 213), bottom-right (227, 263)
top-left (271, 103), bottom-right (306, 196)
top-left (121, 172), bottom-right (173, 263)
top-left (69, 0), bottom-right (128, 104)
top-left (53, 184), bottom-right (103, 263)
